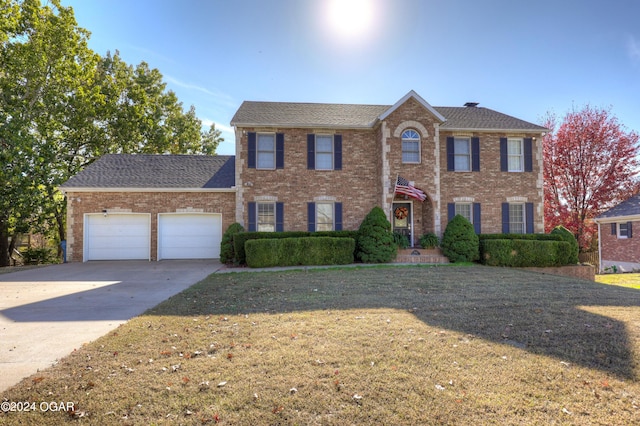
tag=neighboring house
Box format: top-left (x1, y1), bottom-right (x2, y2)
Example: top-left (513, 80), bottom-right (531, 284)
top-left (60, 90), bottom-right (547, 262)
top-left (594, 193), bottom-right (640, 272)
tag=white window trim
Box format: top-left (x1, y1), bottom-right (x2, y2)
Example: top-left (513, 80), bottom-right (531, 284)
top-left (618, 222), bottom-right (629, 239)
top-left (454, 137), bottom-right (471, 172)
top-left (455, 202), bottom-right (473, 224)
top-left (401, 129), bottom-right (421, 164)
top-left (257, 202), bottom-right (276, 232)
top-left (507, 137), bottom-right (524, 172)
top-left (315, 134), bottom-right (334, 171)
top-left (316, 202), bottom-right (335, 231)
top-left (256, 133), bottom-right (276, 170)
top-left (509, 202), bottom-right (526, 234)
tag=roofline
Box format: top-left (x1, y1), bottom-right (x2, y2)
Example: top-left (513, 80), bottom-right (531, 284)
top-left (231, 122), bottom-right (375, 130)
top-left (440, 127), bottom-right (548, 134)
top-left (594, 214), bottom-right (640, 223)
top-left (379, 90), bottom-right (447, 123)
top-left (60, 187), bottom-right (237, 193)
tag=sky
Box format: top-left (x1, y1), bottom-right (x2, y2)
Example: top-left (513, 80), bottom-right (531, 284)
top-left (61, 0), bottom-right (640, 156)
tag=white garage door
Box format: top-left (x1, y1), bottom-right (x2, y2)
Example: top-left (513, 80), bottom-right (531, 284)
top-left (84, 214), bottom-right (151, 261)
top-left (158, 213), bottom-right (222, 260)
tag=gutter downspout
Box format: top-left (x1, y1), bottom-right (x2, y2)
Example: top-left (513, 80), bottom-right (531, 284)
top-left (597, 221), bottom-right (602, 273)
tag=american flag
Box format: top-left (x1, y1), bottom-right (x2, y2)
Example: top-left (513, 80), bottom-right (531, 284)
top-left (395, 175), bottom-right (427, 201)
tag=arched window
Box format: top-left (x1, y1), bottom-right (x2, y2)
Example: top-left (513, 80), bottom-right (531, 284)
top-left (401, 129), bottom-right (420, 163)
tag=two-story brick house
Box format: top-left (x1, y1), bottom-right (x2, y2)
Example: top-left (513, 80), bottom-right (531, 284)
top-left (230, 90), bottom-right (547, 246)
top-left (60, 91), bottom-right (546, 261)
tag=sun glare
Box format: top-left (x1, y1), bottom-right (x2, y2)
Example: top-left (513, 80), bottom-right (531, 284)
top-left (326, 0), bottom-right (376, 43)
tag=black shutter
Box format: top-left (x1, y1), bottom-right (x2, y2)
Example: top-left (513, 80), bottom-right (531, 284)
top-left (335, 202), bottom-right (343, 231)
top-left (447, 203), bottom-right (455, 221)
top-left (275, 133), bottom-right (284, 169)
top-left (247, 132), bottom-right (256, 169)
top-left (307, 202), bottom-right (316, 232)
top-left (502, 203), bottom-right (510, 233)
top-left (524, 138), bottom-right (533, 172)
top-left (500, 138), bottom-right (508, 172)
top-left (307, 134), bottom-right (315, 170)
top-left (611, 223), bottom-right (617, 235)
top-left (628, 222), bottom-right (633, 238)
top-left (473, 203), bottom-right (481, 234)
top-left (446, 137), bottom-right (454, 171)
top-left (276, 202), bottom-right (284, 232)
top-left (334, 135), bottom-right (342, 170)
top-left (248, 202), bottom-right (256, 231)
top-left (526, 203), bottom-right (534, 234)
top-left (471, 137), bottom-right (480, 172)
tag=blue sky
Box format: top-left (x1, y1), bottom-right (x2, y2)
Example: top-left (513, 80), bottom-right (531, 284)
top-left (62, 0), bottom-right (640, 155)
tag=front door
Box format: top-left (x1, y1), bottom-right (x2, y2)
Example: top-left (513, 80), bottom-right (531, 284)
top-left (392, 202), bottom-right (412, 246)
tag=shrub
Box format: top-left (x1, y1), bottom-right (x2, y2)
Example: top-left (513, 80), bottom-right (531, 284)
top-left (22, 247), bottom-right (54, 265)
top-left (393, 232), bottom-right (410, 249)
top-left (233, 230), bottom-right (359, 265)
top-left (245, 237), bottom-right (355, 267)
top-left (356, 207), bottom-right (397, 263)
top-left (419, 233), bottom-right (439, 249)
top-left (220, 222), bottom-right (244, 264)
top-left (480, 239), bottom-right (572, 267)
top-left (441, 215), bottom-right (479, 263)
top-left (550, 225), bottom-right (579, 264)
top-left (479, 233), bottom-right (563, 241)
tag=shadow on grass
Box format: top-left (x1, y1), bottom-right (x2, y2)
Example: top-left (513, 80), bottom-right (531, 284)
top-left (150, 265), bottom-right (640, 380)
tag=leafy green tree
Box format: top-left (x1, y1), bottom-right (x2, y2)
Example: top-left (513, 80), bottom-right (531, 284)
top-left (356, 207), bottom-right (396, 263)
top-left (0, 0), bottom-right (224, 266)
top-left (441, 215), bottom-right (479, 263)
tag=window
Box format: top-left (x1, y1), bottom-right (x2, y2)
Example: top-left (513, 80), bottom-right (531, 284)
top-left (257, 203), bottom-right (275, 232)
top-left (315, 135), bottom-right (334, 170)
top-left (402, 130), bottom-right (420, 163)
top-left (257, 133), bottom-right (275, 169)
top-left (307, 134), bottom-right (342, 170)
top-left (619, 222), bottom-right (630, 238)
top-left (507, 138), bottom-right (523, 172)
top-left (454, 137), bottom-right (471, 171)
top-left (509, 203), bottom-right (525, 234)
top-left (316, 203), bottom-right (334, 231)
top-left (455, 203), bottom-right (472, 223)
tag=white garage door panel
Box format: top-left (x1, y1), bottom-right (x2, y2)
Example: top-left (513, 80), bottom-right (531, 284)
top-left (85, 214), bottom-right (150, 261)
top-left (158, 214), bottom-right (221, 260)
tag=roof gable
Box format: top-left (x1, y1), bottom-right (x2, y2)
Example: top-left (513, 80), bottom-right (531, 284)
top-left (596, 193), bottom-right (640, 221)
top-left (60, 154), bottom-right (235, 190)
top-left (378, 90), bottom-right (446, 123)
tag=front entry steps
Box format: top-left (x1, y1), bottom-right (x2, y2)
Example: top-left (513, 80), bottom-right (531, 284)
top-left (394, 247), bottom-right (449, 264)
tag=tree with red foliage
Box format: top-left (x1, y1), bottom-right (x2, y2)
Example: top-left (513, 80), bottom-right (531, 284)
top-left (543, 105), bottom-right (640, 249)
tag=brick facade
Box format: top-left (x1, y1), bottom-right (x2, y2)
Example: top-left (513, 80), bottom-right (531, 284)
top-left (234, 97), bottom-right (544, 246)
top-left (599, 220), bottom-right (640, 271)
top-left (65, 191), bottom-right (235, 262)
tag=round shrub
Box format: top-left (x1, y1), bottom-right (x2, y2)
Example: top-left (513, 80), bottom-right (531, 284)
top-left (441, 215), bottom-right (479, 263)
top-left (550, 225), bottom-right (579, 264)
top-left (356, 206), bottom-right (397, 263)
top-left (419, 232), bottom-right (439, 249)
top-left (220, 222), bottom-right (244, 264)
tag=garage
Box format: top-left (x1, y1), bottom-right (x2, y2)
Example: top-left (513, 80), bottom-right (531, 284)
top-left (158, 213), bottom-right (222, 260)
top-left (84, 213), bottom-right (151, 261)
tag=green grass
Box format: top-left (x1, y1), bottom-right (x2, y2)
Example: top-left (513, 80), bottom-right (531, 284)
top-left (1, 265), bottom-right (639, 425)
top-left (596, 273), bottom-right (640, 289)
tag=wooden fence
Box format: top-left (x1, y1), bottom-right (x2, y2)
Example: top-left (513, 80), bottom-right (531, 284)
top-left (579, 251), bottom-right (599, 270)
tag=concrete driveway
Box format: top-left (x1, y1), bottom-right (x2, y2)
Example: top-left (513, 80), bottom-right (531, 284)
top-left (0, 260), bottom-right (222, 393)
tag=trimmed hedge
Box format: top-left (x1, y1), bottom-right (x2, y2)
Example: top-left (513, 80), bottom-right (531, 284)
top-left (220, 222), bottom-right (244, 264)
top-left (233, 230), bottom-right (359, 265)
top-left (550, 225), bottom-right (579, 264)
top-left (441, 215), bottom-right (479, 263)
top-left (479, 233), bottom-right (563, 241)
top-left (356, 206), bottom-right (396, 263)
top-left (480, 239), bottom-right (572, 267)
top-left (245, 237), bottom-right (355, 268)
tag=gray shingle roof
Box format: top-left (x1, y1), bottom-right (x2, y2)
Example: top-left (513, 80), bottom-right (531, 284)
top-left (60, 154), bottom-right (235, 189)
top-left (231, 101), bottom-right (547, 132)
top-left (597, 194), bottom-right (640, 219)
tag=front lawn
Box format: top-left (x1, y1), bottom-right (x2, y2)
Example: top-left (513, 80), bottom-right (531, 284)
top-left (596, 273), bottom-right (640, 289)
top-left (2, 265), bottom-right (639, 425)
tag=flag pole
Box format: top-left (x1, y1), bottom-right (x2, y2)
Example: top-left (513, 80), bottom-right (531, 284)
top-left (390, 174), bottom-right (398, 221)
